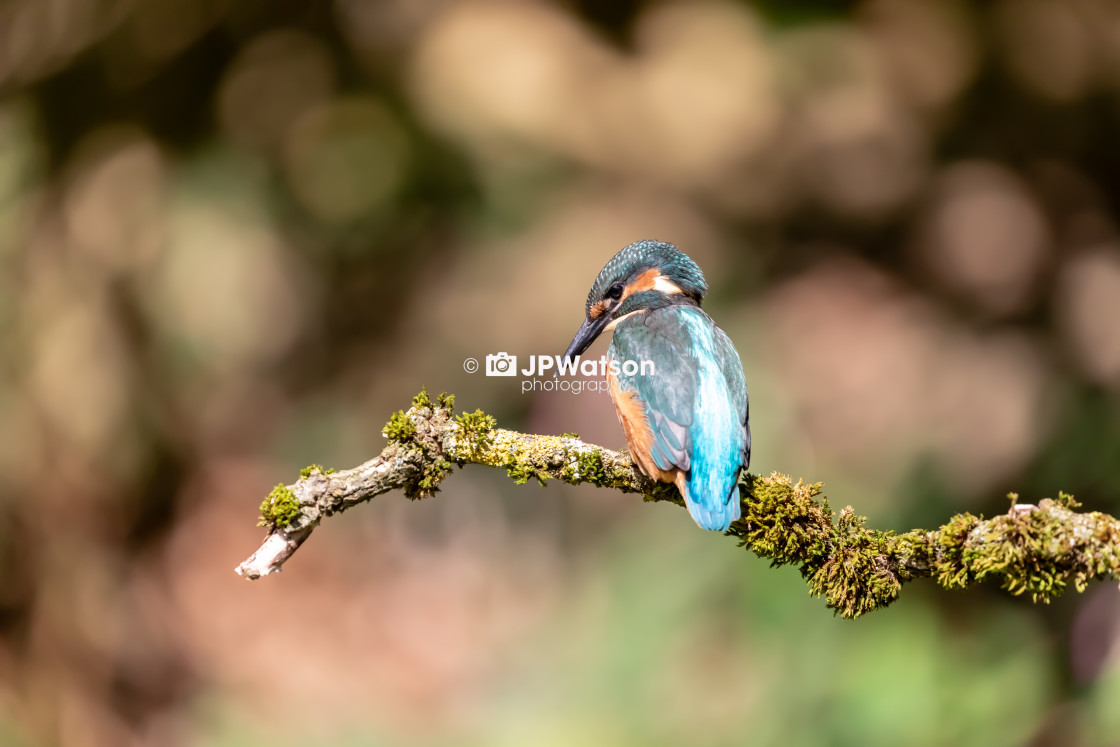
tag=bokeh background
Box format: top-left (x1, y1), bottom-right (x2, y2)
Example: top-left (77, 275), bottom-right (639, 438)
top-left (3, 0), bottom-right (1120, 744)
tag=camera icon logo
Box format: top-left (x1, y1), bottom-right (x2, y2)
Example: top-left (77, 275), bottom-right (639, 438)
top-left (486, 352), bottom-right (518, 376)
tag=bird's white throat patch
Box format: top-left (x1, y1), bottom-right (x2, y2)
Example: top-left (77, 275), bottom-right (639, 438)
top-left (605, 310), bottom-right (642, 332)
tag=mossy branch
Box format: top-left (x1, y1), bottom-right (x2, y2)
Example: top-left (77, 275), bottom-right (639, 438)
top-left (236, 390), bottom-right (1120, 618)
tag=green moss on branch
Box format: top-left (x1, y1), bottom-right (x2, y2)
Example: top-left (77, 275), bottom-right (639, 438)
top-left (299, 464), bottom-right (335, 479)
top-left (258, 484), bottom-right (301, 528)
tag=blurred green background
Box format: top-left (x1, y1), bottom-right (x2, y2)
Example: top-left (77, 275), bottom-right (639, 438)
top-left (3, 0), bottom-right (1120, 745)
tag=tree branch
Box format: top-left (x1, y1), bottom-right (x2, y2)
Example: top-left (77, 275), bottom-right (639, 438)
top-left (235, 390), bottom-right (1120, 618)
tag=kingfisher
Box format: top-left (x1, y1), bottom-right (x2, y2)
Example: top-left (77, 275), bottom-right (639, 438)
top-left (563, 240), bottom-right (750, 531)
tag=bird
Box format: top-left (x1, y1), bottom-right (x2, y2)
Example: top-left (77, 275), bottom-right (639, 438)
top-left (562, 240), bottom-right (750, 531)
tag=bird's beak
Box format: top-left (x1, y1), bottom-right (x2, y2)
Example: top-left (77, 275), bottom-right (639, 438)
top-left (563, 313), bottom-right (611, 361)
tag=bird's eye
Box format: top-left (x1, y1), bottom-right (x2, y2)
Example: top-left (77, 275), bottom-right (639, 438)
top-left (607, 283), bottom-right (624, 300)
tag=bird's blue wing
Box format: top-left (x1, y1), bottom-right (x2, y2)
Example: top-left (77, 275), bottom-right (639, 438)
top-left (608, 313), bottom-right (696, 474)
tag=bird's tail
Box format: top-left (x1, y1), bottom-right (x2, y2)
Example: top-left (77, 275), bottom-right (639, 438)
top-left (676, 473), bottom-right (741, 532)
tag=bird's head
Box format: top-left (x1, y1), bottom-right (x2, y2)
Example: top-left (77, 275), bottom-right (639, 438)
top-left (563, 240), bottom-right (707, 359)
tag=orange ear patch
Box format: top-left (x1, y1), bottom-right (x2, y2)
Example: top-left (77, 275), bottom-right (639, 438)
top-left (608, 372), bottom-right (679, 485)
top-left (594, 270), bottom-right (684, 321)
top-left (624, 268), bottom-right (661, 298)
top-left (621, 269), bottom-right (683, 303)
